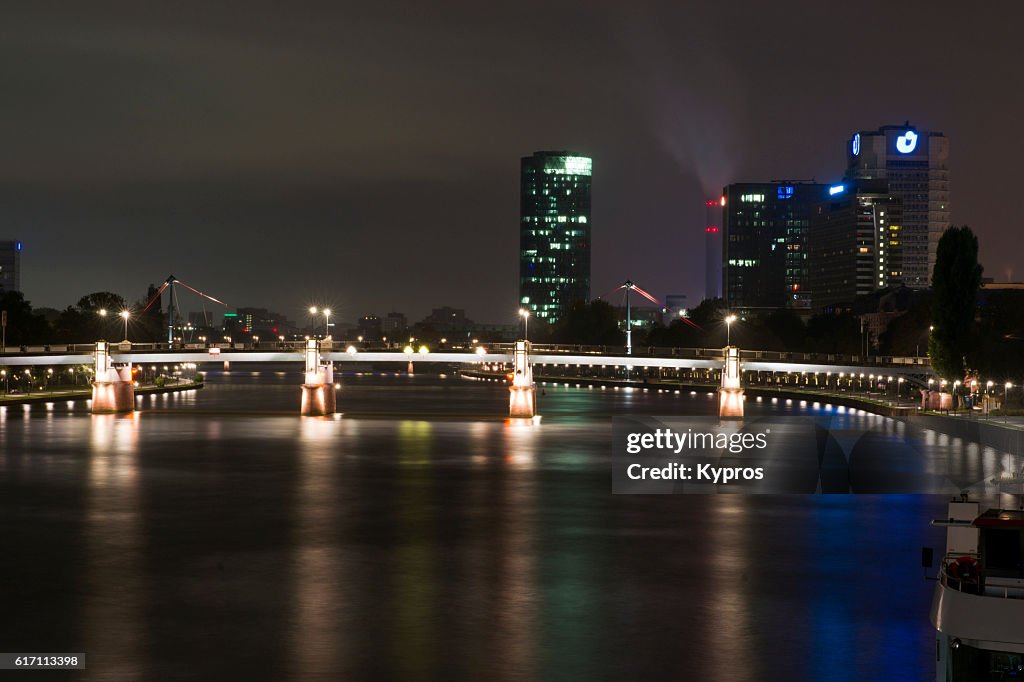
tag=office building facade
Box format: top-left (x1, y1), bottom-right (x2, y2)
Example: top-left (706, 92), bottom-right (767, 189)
top-left (0, 240), bottom-right (22, 292)
top-left (519, 151), bottom-right (592, 323)
top-left (846, 123), bottom-right (949, 288)
top-left (721, 182), bottom-right (827, 314)
top-left (808, 180), bottom-right (903, 312)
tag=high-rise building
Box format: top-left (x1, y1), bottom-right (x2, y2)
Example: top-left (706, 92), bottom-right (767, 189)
top-left (808, 180), bottom-right (903, 312)
top-left (845, 123), bottom-right (950, 288)
top-left (721, 182), bottom-right (828, 314)
top-left (519, 151), bottom-right (592, 323)
top-left (0, 240), bottom-right (22, 292)
top-left (704, 199), bottom-right (723, 301)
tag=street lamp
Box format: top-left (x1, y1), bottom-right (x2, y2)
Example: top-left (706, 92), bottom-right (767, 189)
top-left (519, 308), bottom-right (530, 341)
top-left (323, 309), bottom-right (331, 339)
top-left (308, 306), bottom-right (318, 337)
top-left (725, 314), bottom-right (737, 346)
top-left (1005, 382), bottom-right (1013, 423)
top-left (119, 310), bottom-right (130, 341)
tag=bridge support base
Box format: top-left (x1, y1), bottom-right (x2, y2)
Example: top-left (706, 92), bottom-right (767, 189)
top-left (91, 380), bottom-right (135, 414)
top-left (300, 383), bottom-right (337, 416)
top-left (300, 339), bottom-right (336, 416)
top-left (718, 345), bottom-right (744, 418)
top-left (91, 340), bottom-right (135, 414)
top-left (718, 387), bottom-right (744, 418)
top-left (509, 385), bottom-right (536, 418)
top-left (509, 340), bottom-right (536, 418)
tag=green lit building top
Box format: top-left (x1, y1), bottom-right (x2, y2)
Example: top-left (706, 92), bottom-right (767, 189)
top-left (519, 151), bottom-right (592, 324)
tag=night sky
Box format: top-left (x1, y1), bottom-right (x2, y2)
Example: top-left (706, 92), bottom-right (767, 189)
top-left (4, 1), bottom-right (1022, 325)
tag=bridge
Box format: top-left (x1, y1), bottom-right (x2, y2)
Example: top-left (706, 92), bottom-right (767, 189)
top-left (1, 339), bottom-right (936, 417)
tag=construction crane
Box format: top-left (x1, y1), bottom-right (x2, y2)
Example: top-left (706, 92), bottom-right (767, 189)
top-left (141, 275), bottom-right (228, 345)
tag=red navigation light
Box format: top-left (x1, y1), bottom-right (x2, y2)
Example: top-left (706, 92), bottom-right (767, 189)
top-left (705, 200), bottom-right (717, 207)
top-left (705, 226), bottom-right (719, 233)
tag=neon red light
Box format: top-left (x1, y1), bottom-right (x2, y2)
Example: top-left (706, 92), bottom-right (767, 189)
top-left (705, 227), bottom-right (719, 233)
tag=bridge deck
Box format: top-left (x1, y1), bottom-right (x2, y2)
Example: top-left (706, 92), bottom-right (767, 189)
top-left (0, 349), bottom-right (935, 379)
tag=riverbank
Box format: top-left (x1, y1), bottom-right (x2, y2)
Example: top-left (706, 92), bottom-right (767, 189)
top-left (0, 380), bottom-right (204, 406)
top-left (462, 370), bottom-right (919, 417)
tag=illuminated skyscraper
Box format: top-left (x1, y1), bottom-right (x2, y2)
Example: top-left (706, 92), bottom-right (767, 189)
top-left (845, 123), bottom-right (949, 288)
top-left (519, 151), bottom-right (592, 323)
top-left (0, 240), bottom-right (22, 292)
top-left (808, 180), bottom-right (904, 312)
top-left (721, 182), bottom-right (827, 314)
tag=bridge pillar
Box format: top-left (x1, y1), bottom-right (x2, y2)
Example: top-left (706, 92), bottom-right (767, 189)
top-left (509, 340), bottom-right (536, 418)
top-left (91, 340), bottom-right (135, 414)
top-left (718, 345), bottom-right (744, 418)
top-left (300, 339), bottom-right (336, 416)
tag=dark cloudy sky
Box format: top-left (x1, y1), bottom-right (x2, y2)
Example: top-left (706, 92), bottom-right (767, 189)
top-left (4, 1), bottom-right (1022, 325)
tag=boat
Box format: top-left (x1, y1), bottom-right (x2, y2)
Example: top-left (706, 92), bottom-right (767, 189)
top-left (929, 496), bottom-right (1024, 680)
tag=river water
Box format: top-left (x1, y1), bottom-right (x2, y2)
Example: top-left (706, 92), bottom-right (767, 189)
top-left (0, 369), bottom-right (977, 680)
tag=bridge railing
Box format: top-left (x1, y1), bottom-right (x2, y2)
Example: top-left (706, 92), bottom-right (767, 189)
top-left (0, 340), bottom-right (932, 368)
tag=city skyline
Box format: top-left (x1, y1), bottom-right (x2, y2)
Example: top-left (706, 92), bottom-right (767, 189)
top-left (3, 3), bottom-right (1023, 324)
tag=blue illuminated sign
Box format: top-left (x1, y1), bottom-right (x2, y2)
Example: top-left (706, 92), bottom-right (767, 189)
top-left (895, 130), bottom-right (918, 154)
top-left (851, 133), bottom-right (860, 156)
top-left (829, 184), bottom-right (845, 196)
top-left (16, 242), bottom-right (21, 251)
top-left (777, 185), bottom-right (794, 200)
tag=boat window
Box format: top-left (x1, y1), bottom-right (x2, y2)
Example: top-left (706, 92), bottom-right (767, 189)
top-left (982, 528), bottom-right (1023, 576)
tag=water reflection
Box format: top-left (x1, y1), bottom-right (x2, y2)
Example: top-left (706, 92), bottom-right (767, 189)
top-left (290, 416), bottom-right (345, 676)
top-left (0, 374), bottom-right (969, 678)
top-left (83, 413), bottom-right (144, 678)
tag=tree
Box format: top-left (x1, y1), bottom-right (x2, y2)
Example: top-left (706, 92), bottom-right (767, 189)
top-left (878, 292), bottom-right (933, 356)
top-left (928, 226), bottom-right (982, 380)
top-left (551, 300), bottom-right (621, 345)
top-left (0, 289), bottom-right (49, 346)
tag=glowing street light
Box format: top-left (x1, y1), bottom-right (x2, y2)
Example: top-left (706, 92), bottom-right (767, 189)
top-left (119, 309), bottom-right (130, 341)
top-left (519, 308), bottom-right (530, 341)
top-left (308, 306), bottom-right (318, 337)
top-left (725, 314), bottom-right (737, 346)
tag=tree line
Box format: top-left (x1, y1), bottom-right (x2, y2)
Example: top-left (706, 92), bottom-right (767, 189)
top-left (0, 290), bottom-right (164, 346)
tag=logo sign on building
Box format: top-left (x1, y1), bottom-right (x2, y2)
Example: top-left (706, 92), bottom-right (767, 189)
top-left (851, 133), bottom-right (860, 156)
top-left (895, 130), bottom-right (919, 154)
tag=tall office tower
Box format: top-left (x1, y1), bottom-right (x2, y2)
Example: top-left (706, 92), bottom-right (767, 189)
top-left (0, 240), bottom-right (22, 292)
top-left (519, 151), bottom-right (592, 324)
top-left (721, 182), bottom-right (827, 315)
top-left (846, 123), bottom-right (949, 288)
top-left (807, 180), bottom-right (904, 312)
top-left (704, 199), bottom-right (723, 301)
